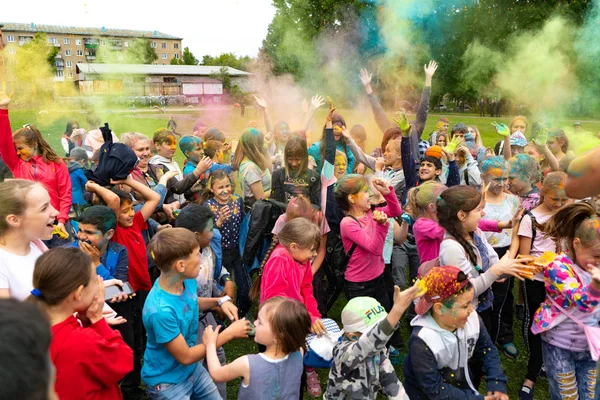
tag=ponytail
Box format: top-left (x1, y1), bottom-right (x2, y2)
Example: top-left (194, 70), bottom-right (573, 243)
top-left (249, 236), bottom-right (279, 301)
top-left (437, 185), bottom-right (481, 266)
top-left (543, 202), bottom-right (598, 255)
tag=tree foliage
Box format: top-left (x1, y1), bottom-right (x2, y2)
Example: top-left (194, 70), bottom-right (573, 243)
top-left (127, 39), bottom-right (158, 64)
top-left (261, 0), bottom-right (594, 103)
top-left (171, 47), bottom-right (199, 65)
top-left (201, 52), bottom-right (252, 71)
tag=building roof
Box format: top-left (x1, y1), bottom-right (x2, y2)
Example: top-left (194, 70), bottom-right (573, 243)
top-left (76, 63), bottom-right (251, 76)
top-left (0, 22), bottom-right (182, 40)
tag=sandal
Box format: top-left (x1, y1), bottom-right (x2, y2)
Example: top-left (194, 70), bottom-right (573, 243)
top-left (305, 367), bottom-right (322, 397)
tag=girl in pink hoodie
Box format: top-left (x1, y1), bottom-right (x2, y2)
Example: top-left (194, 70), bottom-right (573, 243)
top-left (334, 174), bottom-right (402, 310)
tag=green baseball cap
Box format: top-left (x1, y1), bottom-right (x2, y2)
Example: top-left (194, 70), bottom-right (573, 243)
top-left (341, 297), bottom-right (387, 333)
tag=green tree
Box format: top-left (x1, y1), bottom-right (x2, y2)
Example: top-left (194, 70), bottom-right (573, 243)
top-left (126, 39), bottom-right (158, 64)
top-left (201, 52), bottom-right (252, 71)
top-left (171, 47), bottom-right (199, 65)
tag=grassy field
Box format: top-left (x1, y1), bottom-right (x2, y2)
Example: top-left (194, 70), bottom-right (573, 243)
top-left (8, 106), bottom-right (600, 399)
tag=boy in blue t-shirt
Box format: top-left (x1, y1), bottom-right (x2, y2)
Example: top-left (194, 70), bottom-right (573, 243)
top-left (142, 228), bottom-right (250, 399)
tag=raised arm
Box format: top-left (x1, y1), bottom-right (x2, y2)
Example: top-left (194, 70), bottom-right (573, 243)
top-left (119, 176), bottom-right (160, 222)
top-left (0, 93), bottom-right (20, 171)
top-left (301, 95), bottom-right (324, 136)
top-left (359, 69), bottom-right (393, 133)
top-left (253, 95), bottom-right (273, 136)
top-left (86, 181), bottom-right (120, 217)
top-left (408, 62), bottom-right (436, 158)
top-left (341, 127), bottom-right (376, 170)
top-left (565, 146), bottom-right (600, 199)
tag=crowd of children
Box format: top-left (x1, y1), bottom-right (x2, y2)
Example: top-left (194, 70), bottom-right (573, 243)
top-left (1, 58), bottom-right (600, 400)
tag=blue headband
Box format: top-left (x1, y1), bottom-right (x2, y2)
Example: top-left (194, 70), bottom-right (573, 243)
top-left (30, 288), bottom-right (42, 298)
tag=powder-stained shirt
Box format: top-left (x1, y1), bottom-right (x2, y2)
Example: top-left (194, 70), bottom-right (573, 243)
top-left (238, 160), bottom-right (271, 199)
top-left (205, 195), bottom-right (244, 249)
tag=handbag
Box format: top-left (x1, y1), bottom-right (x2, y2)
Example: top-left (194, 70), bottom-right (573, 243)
top-left (547, 295), bottom-right (600, 361)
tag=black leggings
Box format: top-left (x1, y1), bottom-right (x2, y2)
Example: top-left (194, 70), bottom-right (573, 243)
top-left (523, 279), bottom-right (546, 382)
top-left (490, 246), bottom-right (515, 345)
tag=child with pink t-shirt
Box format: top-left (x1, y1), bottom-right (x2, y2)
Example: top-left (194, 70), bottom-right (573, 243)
top-left (333, 174), bottom-right (402, 310)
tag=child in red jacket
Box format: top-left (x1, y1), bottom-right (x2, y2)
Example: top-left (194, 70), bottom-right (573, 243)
top-left (0, 93), bottom-right (72, 241)
top-left (250, 217), bottom-right (326, 397)
top-left (27, 247), bottom-right (132, 400)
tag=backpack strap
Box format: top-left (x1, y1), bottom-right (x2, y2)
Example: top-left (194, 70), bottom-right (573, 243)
top-left (344, 214), bottom-right (362, 260)
top-left (521, 210), bottom-right (537, 248)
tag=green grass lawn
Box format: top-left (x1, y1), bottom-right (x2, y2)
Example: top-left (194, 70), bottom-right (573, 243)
top-left (9, 106), bottom-right (598, 399)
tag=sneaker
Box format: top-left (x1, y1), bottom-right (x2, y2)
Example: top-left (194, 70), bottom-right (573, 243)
top-left (305, 368), bottom-right (322, 397)
top-left (516, 304), bottom-right (525, 321)
top-left (501, 342), bottom-right (519, 359)
top-left (518, 385), bottom-right (534, 400)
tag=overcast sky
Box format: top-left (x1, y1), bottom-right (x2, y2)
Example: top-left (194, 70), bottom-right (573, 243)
top-left (2, 0), bottom-right (276, 58)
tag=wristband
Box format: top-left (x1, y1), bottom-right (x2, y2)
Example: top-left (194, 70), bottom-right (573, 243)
top-left (218, 295), bottom-right (232, 306)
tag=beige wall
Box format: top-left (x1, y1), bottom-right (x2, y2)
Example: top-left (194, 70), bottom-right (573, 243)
top-left (1, 30), bottom-right (182, 80)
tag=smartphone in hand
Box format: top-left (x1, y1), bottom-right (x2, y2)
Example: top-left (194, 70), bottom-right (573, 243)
top-left (104, 282), bottom-right (134, 302)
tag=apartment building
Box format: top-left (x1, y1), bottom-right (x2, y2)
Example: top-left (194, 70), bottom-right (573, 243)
top-left (0, 22), bottom-right (182, 81)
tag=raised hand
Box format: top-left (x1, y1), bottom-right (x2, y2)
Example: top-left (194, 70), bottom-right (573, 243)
top-left (340, 126), bottom-right (352, 139)
top-left (532, 123), bottom-right (549, 147)
top-left (393, 284), bottom-right (421, 312)
top-left (327, 97), bottom-right (336, 121)
top-left (492, 122), bottom-right (510, 138)
top-left (253, 95), bottom-right (267, 110)
top-left (393, 110), bottom-right (411, 134)
top-left (372, 177), bottom-right (391, 195)
top-left (424, 61), bottom-right (438, 78)
top-left (0, 91), bottom-right (13, 109)
top-left (358, 69), bottom-right (373, 87)
top-left (310, 95), bottom-right (325, 110)
top-left (195, 156), bottom-right (213, 175)
top-left (443, 136), bottom-right (462, 154)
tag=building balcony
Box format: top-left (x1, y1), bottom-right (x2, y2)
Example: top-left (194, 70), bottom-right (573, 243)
top-left (86, 55), bottom-right (96, 61)
top-left (85, 43), bottom-right (98, 49)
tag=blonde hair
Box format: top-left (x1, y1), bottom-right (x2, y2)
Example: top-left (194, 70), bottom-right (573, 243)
top-left (232, 128), bottom-right (270, 171)
top-left (406, 181), bottom-right (447, 218)
top-left (0, 180), bottom-right (39, 237)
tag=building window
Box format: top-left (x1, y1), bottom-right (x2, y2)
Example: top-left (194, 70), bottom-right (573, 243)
top-left (65, 50), bottom-right (71, 56)
top-left (174, 53), bottom-right (179, 59)
top-left (8, 47), bottom-right (16, 55)
top-left (110, 39), bottom-right (122, 47)
top-left (174, 43), bottom-right (179, 49)
top-left (124, 41), bottom-right (129, 48)
top-left (66, 61), bottom-right (72, 68)
top-left (68, 72), bottom-right (73, 78)
top-left (151, 42), bottom-right (157, 48)
top-left (76, 39), bottom-right (82, 45)
top-left (162, 53), bottom-right (167, 59)
top-left (55, 70), bottom-right (64, 78)
top-left (64, 38), bottom-right (70, 44)
top-left (7, 36), bottom-right (15, 42)
top-left (77, 50), bottom-right (83, 56)
top-left (49, 37), bottom-right (57, 44)
top-left (162, 42), bottom-right (166, 48)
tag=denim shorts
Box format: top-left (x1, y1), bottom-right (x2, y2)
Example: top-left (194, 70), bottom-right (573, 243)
top-left (146, 363), bottom-right (220, 400)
